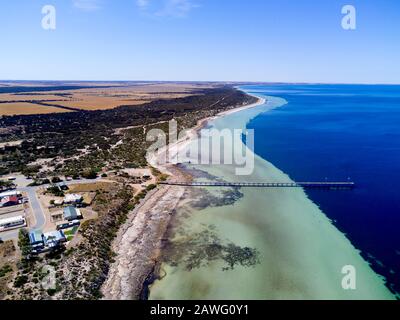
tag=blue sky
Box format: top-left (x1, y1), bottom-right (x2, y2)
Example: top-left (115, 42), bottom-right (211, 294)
top-left (0, 0), bottom-right (399, 83)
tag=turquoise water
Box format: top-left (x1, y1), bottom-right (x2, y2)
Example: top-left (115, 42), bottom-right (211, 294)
top-left (243, 84), bottom-right (400, 295)
top-left (149, 94), bottom-right (395, 300)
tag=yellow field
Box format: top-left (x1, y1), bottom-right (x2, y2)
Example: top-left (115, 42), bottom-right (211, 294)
top-left (0, 102), bottom-right (73, 116)
top-left (0, 83), bottom-right (214, 116)
top-left (68, 181), bottom-right (116, 193)
top-left (0, 93), bottom-right (69, 101)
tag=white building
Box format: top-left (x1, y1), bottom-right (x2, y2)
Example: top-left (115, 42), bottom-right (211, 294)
top-left (0, 215), bottom-right (26, 231)
top-left (64, 194), bottom-right (83, 204)
top-left (0, 190), bottom-right (21, 200)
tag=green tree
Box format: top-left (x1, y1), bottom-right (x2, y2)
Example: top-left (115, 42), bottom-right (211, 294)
top-left (18, 229), bottom-right (31, 258)
top-left (51, 176), bottom-right (62, 183)
top-left (81, 169), bottom-right (98, 180)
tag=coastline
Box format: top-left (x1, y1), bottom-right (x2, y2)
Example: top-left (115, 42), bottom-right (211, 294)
top-left (101, 93), bottom-right (266, 300)
top-left (148, 91), bottom-right (395, 300)
top-left (102, 88), bottom-right (395, 300)
top-left (101, 166), bottom-right (187, 300)
top-left (146, 94), bottom-right (266, 175)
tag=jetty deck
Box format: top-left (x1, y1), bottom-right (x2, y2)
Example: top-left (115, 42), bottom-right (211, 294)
top-left (160, 181), bottom-right (355, 189)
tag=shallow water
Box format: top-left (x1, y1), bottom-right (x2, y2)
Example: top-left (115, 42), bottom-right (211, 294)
top-left (149, 94), bottom-right (395, 300)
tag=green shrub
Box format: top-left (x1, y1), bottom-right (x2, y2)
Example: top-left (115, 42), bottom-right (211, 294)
top-left (46, 186), bottom-right (64, 197)
top-left (14, 275), bottom-right (28, 288)
top-left (81, 169), bottom-right (98, 180)
top-left (47, 288), bottom-right (57, 296)
top-left (18, 229), bottom-right (31, 258)
top-left (51, 176), bottom-right (62, 183)
top-left (146, 184), bottom-right (157, 191)
top-left (0, 265), bottom-right (13, 277)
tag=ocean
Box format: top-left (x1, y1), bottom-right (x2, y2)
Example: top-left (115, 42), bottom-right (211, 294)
top-left (148, 85), bottom-right (396, 300)
top-left (243, 84), bottom-right (400, 295)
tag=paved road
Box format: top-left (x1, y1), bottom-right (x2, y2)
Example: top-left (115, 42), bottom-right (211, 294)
top-left (0, 178), bottom-right (101, 241)
top-left (0, 229), bottom-right (20, 241)
top-left (21, 186), bottom-right (46, 230)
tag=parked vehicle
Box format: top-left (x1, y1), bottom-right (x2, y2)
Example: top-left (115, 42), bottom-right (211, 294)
top-left (56, 220), bottom-right (81, 230)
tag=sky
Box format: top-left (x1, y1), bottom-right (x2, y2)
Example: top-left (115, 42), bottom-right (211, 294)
top-left (0, 0), bottom-right (399, 83)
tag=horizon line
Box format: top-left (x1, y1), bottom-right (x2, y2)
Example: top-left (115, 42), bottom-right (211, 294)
top-left (1, 79), bottom-right (400, 86)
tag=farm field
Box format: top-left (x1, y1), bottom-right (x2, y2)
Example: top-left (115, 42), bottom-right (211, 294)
top-left (0, 102), bottom-right (73, 116)
top-left (0, 82), bottom-right (215, 116)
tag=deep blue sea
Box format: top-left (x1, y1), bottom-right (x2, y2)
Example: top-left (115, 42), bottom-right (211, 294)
top-left (243, 84), bottom-right (400, 295)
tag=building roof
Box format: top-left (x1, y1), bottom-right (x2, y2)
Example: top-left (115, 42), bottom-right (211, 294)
top-left (0, 197), bottom-right (9, 204)
top-left (0, 190), bottom-right (20, 199)
top-left (63, 206), bottom-right (81, 220)
top-left (0, 215), bottom-right (25, 226)
top-left (2, 195), bottom-right (18, 203)
top-left (64, 194), bottom-right (83, 203)
top-left (43, 230), bottom-right (66, 247)
top-left (29, 231), bottom-right (44, 244)
top-left (43, 230), bottom-right (65, 240)
top-left (0, 195), bottom-right (19, 207)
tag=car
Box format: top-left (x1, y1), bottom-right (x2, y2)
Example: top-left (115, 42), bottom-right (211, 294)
top-left (56, 220), bottom-right (80, 230)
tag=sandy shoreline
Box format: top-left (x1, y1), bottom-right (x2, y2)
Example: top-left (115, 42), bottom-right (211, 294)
top-left (101, 167), bottom-right (187, 300)
top-left (101, 94), bottom-right (265, 300)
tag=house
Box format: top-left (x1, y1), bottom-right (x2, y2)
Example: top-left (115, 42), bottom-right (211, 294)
top-left (0, 216), bottom-right (26, 231)
top-left (0, 190), bottom-right (21, 200)
top-left (29, 231), bottom-right (44, 245)
top-left (29, 231), bottom-right (45, 251)
top-left (63, 206), bottom-right (82, 221)
top-left (29, 230), bottom-right (66, 253)
top-left (64, 194), bottom-right (83, 205)
top-left (0, 195), bottom-right (20, 208)
top-left (43, 230), bottom-right (66, 248)
top-left (54, 199), bottom-right (64, 206)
